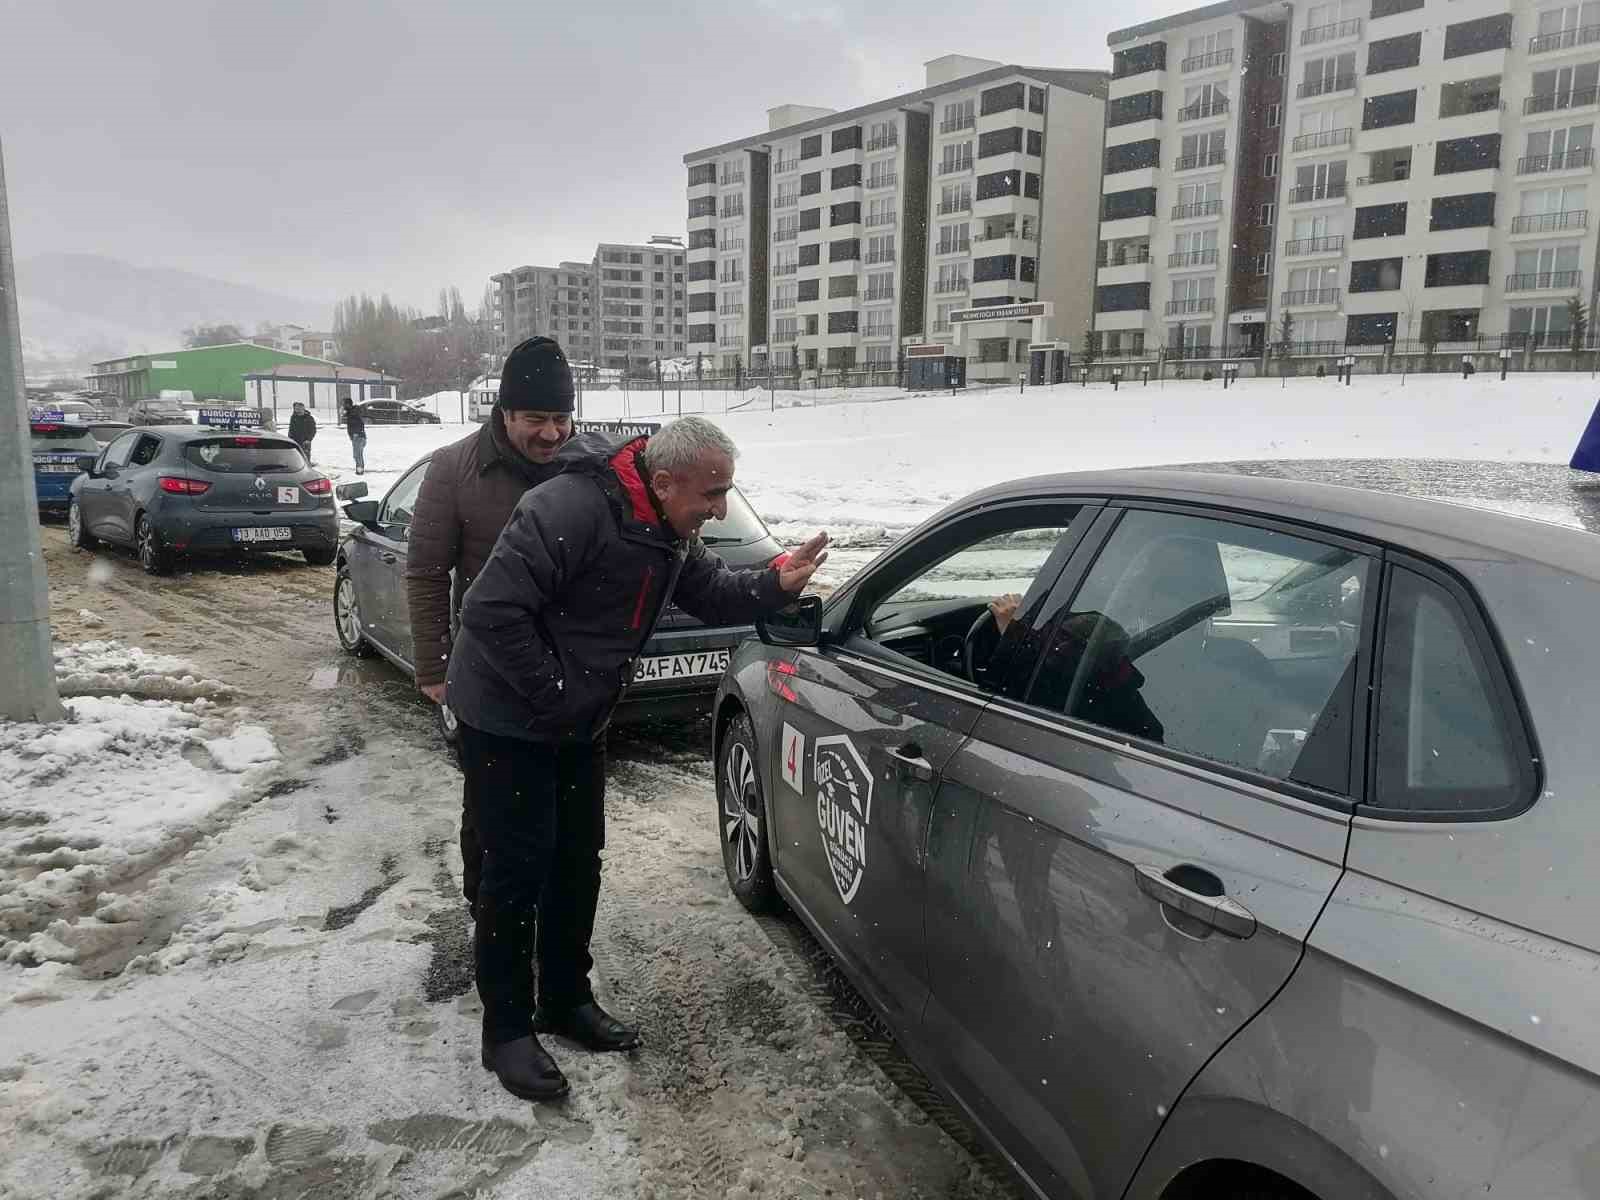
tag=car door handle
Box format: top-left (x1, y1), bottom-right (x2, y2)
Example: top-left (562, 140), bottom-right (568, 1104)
top-left (1135, 864), bottom-right (1257, 940)
top-left (379, 552), bottom-right (398, 564)
top-left (888, 744), bottom-right (935, 782)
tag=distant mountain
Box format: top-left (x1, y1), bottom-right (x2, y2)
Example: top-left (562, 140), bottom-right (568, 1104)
top-left (14, 253), bottom-right (329, 379)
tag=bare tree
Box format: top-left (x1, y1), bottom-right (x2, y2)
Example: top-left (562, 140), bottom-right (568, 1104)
top-left (183, 322), bottom-right (244, 348)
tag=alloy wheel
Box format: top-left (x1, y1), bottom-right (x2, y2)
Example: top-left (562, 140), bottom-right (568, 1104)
top-left (336, 573), bottom-right (363, 646)
top-left (721, 741), bottom-right (762, 883)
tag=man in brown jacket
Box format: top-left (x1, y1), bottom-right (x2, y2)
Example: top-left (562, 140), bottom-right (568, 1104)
top-left (404, 336), bottom-right (576, 913)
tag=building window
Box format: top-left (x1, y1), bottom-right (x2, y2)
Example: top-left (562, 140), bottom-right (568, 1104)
top-left (979, 127), bottom-right (1024, 158)
top-left (800, 208), bottom-right (821, 231)
top-left (827, 310), bottom-right (859, 334)
top-left (1430, 192), bottom-right (1496, 231)
top-left (1435, 133), bottom-right (1501, 175)
top-left (1260, 202), bottom-right (1276, 226)
top-left (1267, 103), bottom-right (1281, 128)
top-left (797, 278), bottom-right (820, 302)
top-left (831, 163), bottom-right (862, 189)
top-left (1424, 250), bottom-right (1492, 287)
top-left (1443, 13), bottom-right (1514, 59)
top-left (1263, 153), bottom-right (1279, 177)
top-left (800, 171), bottom-right (822, 196)
top-left (940, 98), bottom-right (976, 133)
top-left (981, 81), bottom-right (1026, 115)
top-left (1029, 85), bottom-right (1046, 113)
top-left (831, 125), bottom-right (862, 153)
top-left (800, 134), bottom-right (823, 159)
top-left (976, 170), bottom-right (1021, 201)
top-left (1368, 31), bottom-right (1422, 74)
top-left (1024, 172), bottom-right (1041, 199)
top-left (827, 274), bottom-right (857, 299)
top-left (1350, 257), bottom-right (1403, 293)
top-left (799, 243), bottom-right (821, 267)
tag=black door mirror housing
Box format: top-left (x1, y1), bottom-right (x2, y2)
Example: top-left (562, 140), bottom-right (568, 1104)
top-left (336, 481), bottom-right (368, 501)
top-left (75, 455), bottom-right (99, 475)
top-left (343, 499), bottom-right (381, 528)
top-left (758, 594), bottom-right (823, 648)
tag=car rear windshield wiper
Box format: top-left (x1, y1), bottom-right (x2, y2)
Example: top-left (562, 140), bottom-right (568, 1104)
top-left (700, 535), bottom-right (745, 545)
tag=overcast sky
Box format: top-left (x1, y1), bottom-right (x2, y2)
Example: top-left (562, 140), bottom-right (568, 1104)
top-left (3, 0), bottom-right (1178, 313)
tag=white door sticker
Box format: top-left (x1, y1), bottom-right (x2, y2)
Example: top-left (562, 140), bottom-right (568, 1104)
top-left (277, 486), bottom-right (300, 504)
top-left (814, 735), bottom-right (873, 905)
top-left (780, 723), bottom-right (805, 794)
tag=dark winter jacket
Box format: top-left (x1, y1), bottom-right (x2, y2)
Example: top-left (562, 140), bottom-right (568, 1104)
top-left (288, 410), bottom-right (317, 443)
top-left (403, 410), bottom-right (563, 687)
top-left (345, 406), bottom-right (366, 438)
top-left (445, 433), bottom-right (790, 743)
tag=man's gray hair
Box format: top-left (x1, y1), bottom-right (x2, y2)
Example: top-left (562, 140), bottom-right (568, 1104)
top-left (640, 415), bottom-right (739, 477)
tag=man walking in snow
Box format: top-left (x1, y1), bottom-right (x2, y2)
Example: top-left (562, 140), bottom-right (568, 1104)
top-left (288, 401), bottom-right (317, 464)
top-left (344, 399), bottom-right (367, 475)
top-left (404, 336), bottom-right (577, 916)
top-left (446, 416), bottom-right (827, 1101)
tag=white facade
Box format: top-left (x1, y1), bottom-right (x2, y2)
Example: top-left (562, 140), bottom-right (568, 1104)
top-left (684, 59), bottom-right (1108, 382)
top-left (1098, 0), bottom-right (1600, 360)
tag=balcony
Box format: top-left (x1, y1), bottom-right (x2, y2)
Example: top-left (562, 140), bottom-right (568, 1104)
top-left (771, 298), bottom-right (795, 311)
top-left (1517, 148), bottom-right (1596, 174)
top-left (718, 337), bottom-right (746, 349)
top-left (774, 195), bottom-right (798, 209)
top-left (1288, 182), bottom-right (1348, 203)
top-left (938, 156), bottom-right (974, 175)
top-left (934, 278), bottom-right (970, 294)
top-left (864, 289), bottom-right (895, 304)
top-left (1181, 48), bottom-right (1234, 72)
top-left (936, 200), bottom-right (972, 216)
top-left (1175, 152), bottom-right (1227, 171)
top-left (1505, 270), bottom-right (1582, 291)
top-left (866, 134), bottom-right (898, 151)
top-left (1511, 209), bottom-right (1588, 234)
top-left (1177, 98), bottom-right (1230, 122)
top-left (1525, 86), bottom-right (1600, 115)
top-left (770, 262), bottom-right (797, 276)
top-left (1529, 25), bottom-right (1600, 54)
top-left (940, 114), bottom-right (977, 134)
top-left (1357, 169), bottom-right (1411, 185)
top-left (1165, 297), bottom-right (1215, 315)
top-left (772, 159), bottom-right (799, 176)
top-left (1282, 288), bottom-right (1342, 307)
top-left (865, 249), bottom-right (898, 263)
top-left (1441, 91), bottom-right (1504, 118)
top-left (865, 173), bottom-right (899, 191)
top-left (719, 307), bottom-right (745, 318)
top-left (1172, 199), bottom-right (1223, 219)
top-left (1103, 248), bottom-right (1154, 267)
top-left (1296, 75), bottom-right (1358, 100)
top-left (976, 229), bottom-right (1034, 244)
top-left (866, 211), bottom-right (898, 227)
top-left (772, 330), bottom-right (798, 344)
top-left (1302, 18), bottom-right (1361, 45)
top-left (1291, 127), bottom-right (1353, 153)
top-left (720, 171), bottom-right (746, 187)
top-left (934, 240), bottom-right (970, 256)
top-left (773, 228), bottom-right (798, 242)
top-left (1285, 234), bottom-right (1345, 255)
top-left (720, 206), bottom-right (745, 220)
top-left (1168, 248), bottom-right (1217, 268)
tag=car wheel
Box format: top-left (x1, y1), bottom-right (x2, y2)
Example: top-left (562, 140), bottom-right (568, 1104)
top-left (436, 700), bottom-right (461, 765)
top-left (333, 563), bottom-right (372, 656)
top-left (302, 546), bottom-right (336, 567)
top-left (136, 514), bottom-right (173, 576)
top-left (717, 713), bottom-right (780, 912)
top-left (68, 499), bottom-right (96, 549)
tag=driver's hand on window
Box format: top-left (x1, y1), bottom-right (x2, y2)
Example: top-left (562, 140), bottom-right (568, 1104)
top-left (989, 593), bottom-right (1023, 633)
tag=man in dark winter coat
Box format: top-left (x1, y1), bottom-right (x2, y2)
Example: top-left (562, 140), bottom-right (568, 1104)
top-left (344, 400), bottom-right (367, 475)
top-left (446, 416), bottom-right (827, 1102)
top-left (404, 336), bottom-right (576, 914)
top-left (288, 402), bottom-right (317, 463)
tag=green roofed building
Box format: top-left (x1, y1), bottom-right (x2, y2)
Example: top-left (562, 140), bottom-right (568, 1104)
top-left (86, 343), bottom-right (345, 404)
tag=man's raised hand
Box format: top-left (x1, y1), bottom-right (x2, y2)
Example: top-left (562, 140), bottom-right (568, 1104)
top-left (778, 531), bottom-right (830, 593)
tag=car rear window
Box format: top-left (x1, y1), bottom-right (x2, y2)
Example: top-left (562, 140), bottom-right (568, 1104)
top-left (182, 437), bottom-right (307, 473)
top-left (700, 486), bottom-right (770, 545)
top-left (31, 426), bottom-right (100, 454)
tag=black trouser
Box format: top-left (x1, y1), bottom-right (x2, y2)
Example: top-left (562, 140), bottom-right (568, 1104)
top-left (458, 721), bottom-right (606, 1044)
top-left (460, 768), bottom-right (481, 913)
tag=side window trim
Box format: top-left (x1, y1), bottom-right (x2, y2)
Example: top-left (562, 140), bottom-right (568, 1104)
top-left (1360, 553), bottom-right (1542, 823)
top-left (1015, 500), bottom-right (1384, 810)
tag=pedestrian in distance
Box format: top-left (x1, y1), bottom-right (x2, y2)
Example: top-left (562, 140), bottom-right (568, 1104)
top-left (446, 415), bottom-right (829, 1102)
top-left (404, 336), bottom-right (578, 916)
top-left (344, 399), bottom-right (368, 474)
top-left (288, 401), bottom-right (317, 464)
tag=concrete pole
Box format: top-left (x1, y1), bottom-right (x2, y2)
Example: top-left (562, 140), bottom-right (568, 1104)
top-left (0, 135), bottom-right (64, 722)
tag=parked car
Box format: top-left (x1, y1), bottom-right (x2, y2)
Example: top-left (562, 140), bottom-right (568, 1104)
top-left (712, 466), bottom-right (1600, 1200)
top-left (30, 419), bottom-right (100, 516)
top-left (128, 399), bottom-right (191, 426)
top-left (331, 440), bottom-right (785, 751)
top-left (69, 425), bottom-right (339, 573)
top-left (359, 399), bottom-right (439, 425)
top-left (47, 399), bottom-right (106, 421)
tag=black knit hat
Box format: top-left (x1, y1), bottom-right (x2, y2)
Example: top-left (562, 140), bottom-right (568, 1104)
top-left (498, 336), bottom-right (575, 413)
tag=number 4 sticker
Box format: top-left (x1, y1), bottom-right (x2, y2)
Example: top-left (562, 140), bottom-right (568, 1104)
top-left (780, 723), bottom-right (805, 794)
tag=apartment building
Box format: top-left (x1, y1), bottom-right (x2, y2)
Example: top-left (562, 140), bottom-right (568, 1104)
top-left (592, 236), bottom-right (689, 373)
top-left (683, 55), bottom-right (1108, 383)
top-left (490, 262), bottom-right (596, 362)
top-left (1097, 0), bottom-right (1600, 362)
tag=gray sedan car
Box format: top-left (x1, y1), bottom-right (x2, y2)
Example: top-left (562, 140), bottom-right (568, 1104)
top-left (714, 467), bottom-right (1600, 1200)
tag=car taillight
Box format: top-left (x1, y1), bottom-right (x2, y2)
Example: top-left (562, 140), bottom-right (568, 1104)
top-left (158, 476), bottom-right (211, 495)
top-left (766, 657), bottom-right (799, 703)
top-left (303, 477), bottom-right (332, 495)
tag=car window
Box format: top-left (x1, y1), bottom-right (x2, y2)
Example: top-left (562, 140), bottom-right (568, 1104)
top-left (1370, 567), bottom-right (1532, 816)
top-left (129, 435), bottom-right (162, 466)
top-left (103, 431), bottom-right (140, 468)
top-left (1028, 508), bottom-right (1370, 793)
top-left (183, 437), bottom-right (307, 473)
top-left (379, 461), bottom-right (428, 538)
top-left (30, 427), bottom-right (100, 455)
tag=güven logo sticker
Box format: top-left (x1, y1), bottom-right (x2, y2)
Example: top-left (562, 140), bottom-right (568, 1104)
top-left (814, 735), bottom-right (872, 904)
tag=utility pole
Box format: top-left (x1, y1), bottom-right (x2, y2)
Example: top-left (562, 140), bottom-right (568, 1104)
top-left (0, 135), bottom-right (64, 722)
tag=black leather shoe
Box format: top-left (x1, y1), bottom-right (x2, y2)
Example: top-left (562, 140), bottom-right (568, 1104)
top-left (534, 1001), bottom-right (641, 1052)
top-left (481, 1035), bottom-right (569, 1101)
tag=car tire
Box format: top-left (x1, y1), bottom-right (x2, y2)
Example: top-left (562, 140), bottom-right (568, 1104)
top-left (136, 514), bottom-right (173, 576)
top-left (302, 546), bottom-right (337, 567)
top-left (717, 713), bottom-right (781, 913)
top-left (436, 701), bottom-right (461, 765)
top-left (333, 563), bottom-right (373, 656)
top-left (68, 499), bottom-right (96, 550)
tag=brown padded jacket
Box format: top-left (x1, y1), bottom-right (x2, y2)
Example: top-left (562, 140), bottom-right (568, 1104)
top-left (403, 411), bottom-right (561, 687)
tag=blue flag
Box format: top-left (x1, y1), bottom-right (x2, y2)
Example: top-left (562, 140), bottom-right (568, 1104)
top-left (1572, 398), bottom-right (1600, 473)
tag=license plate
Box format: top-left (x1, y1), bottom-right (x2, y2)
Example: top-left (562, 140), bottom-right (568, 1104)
top-left (37, 464), bottom-right (78, 473)
top-left (632, 649), bottom-right (730, 683)
top-left (232, 526), bottom-right (293, 543)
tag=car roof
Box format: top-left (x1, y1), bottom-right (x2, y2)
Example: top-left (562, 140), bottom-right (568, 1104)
top-left (137, 424), bottom-right (295, 440)
top-left (964, 464), bottom-right (1600, 583)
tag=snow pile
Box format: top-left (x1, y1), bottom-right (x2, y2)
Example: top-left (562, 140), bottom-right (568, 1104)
top-left (0, 643), bottom-right (276, 973)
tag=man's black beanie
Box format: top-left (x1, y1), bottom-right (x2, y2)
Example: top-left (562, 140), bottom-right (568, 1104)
top-left (498, 336), bottom-right (576, 413)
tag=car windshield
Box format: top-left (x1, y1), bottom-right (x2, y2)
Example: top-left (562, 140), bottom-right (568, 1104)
top-left (183, 437), bottom-right (307, 473)
top-left (31, 426), bottom-right (99, 454)
top-left (699, 485), bottom-right (770, 545)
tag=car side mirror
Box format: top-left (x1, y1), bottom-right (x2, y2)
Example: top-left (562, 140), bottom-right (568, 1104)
top-left (335, 481), bottom-right (368, 501)
top-left (343, 499), bottom-right (381, 528)
top-left (758, 594), bottom-right (822, 648)
top-left (76, 456), bottom-right (98, 475)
